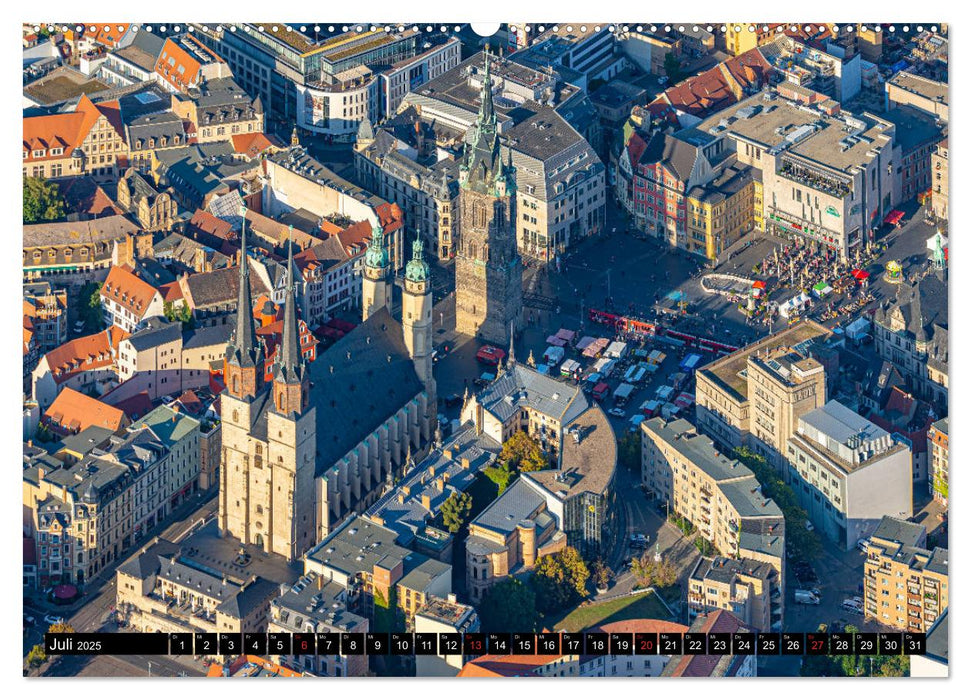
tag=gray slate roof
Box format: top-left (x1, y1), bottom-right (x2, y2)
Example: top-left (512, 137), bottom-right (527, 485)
top-left (476, 364), bottom-right (589, 427)
top-left (307, 307), bottom-right (424, 471)
top-left (471, 477), bottom-right (545, 535)
top-left (125, 317), bottom-right (181, 352)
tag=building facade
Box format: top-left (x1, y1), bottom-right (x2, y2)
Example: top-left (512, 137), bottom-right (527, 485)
top-left (694, 321), bottom-right (831, 468)
top-left (927, 418), bottom-right (948, 506)
top-left (863, 516), bottom-right (948, 633)
top-left (641, 417), bottom-right (785, 628)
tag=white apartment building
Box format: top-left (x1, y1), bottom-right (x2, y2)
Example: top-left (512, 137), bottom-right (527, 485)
top-left (786, 400), bottom-right (912, 549)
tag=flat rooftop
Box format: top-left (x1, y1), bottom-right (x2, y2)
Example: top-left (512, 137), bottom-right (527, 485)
top-left (24, 67), bottom-right (109, 105)
top-left (888, 71), bottom-right (948, 104)
top-left (697, 320), bottom-right (831, 400)
top-left (683, 91), bottom-right (893, 172)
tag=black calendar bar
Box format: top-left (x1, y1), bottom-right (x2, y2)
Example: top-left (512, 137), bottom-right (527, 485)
top-left (41, 631), bottom-right (932, 657)
top-left (45, 633), bottom-right (168, 656)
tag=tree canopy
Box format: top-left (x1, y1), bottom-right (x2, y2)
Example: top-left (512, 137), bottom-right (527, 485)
top-left (734, 447), bottom-right (822, 560)
top-left (23, 176), bottom-right (66, 224)
top-left (440, 491), bottom-right (472, 533)
top-left (500, 430), bottom-right (548, 473)
top-left (532, 546), bottom-right (590, 614)
top-left (479, 577), bottom-right (540, 633)
top-left (631, 553), bottom-right (677, 589)
top-left (76, 282), bottom-right (104, 333)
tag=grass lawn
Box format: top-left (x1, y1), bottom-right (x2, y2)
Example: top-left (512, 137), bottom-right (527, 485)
top-left (545, 590), bottom-right (674, 632)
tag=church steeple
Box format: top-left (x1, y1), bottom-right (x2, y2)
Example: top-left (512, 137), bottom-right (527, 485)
top-left (276, 227), bottom-right (302, 380)
top-left (273, 226), bottom-right (308, 415)
top-left (362, 219), bottom-right (392, 321)
top-left (225, 207), bottom-right (265, 399)
top-left (460, 48), bottom-right (510, 195)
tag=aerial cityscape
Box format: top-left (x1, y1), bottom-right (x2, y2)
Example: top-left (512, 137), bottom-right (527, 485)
top-left (22, 20), bottom-right (948, 678)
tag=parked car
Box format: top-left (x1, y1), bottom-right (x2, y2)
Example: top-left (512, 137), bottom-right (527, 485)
top-left (840, 599), bottom-right (864, 614)
top-left (805, 520), bottom-right (815, 532)
top-left (608, 407), bottom-right (626, 418)
top-left (856, 538), bottom-right (869, 553)
top-left (44, 614), bottom-right (64, 625)
top-left (795, 590), bottom-right (820, 605)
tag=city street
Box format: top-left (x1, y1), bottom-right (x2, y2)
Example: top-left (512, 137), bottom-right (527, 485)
top-left (26, 494), bottom-right (218, 676)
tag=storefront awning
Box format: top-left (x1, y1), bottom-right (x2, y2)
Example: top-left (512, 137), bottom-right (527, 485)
top-left (884, 210), bottom-right (905, 226)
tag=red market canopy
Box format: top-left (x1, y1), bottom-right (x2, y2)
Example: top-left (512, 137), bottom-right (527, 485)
top-left (752, 280), bottom-right (767, 289)
top-left (53, 584), bottom-right (78, 600)
top-left (851, 269), bottom-right (870, 280)
top-left (884, 210), bottom-right (905, 226)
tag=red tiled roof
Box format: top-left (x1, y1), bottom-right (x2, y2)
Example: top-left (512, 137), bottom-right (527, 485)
top-left (23, 94), bottom-right (121, 163)
top-left (173, 390), bottom-right (204, 416)
top-left (649, 46), bottom-right (775, 122)
top-left (43, 386), bottom-right (127, 435)
top-left (155, 35), bottom-right (222, 92)
top-left (458, 654), bottom-right (564, 677)
top-left (665, 610), bottom-right (750, 677)
top-left (101, 265), bottom-right (161, 318)
top-left (42, 326), bottom-right (127, 383)
top-left (159, 281), bottom-right (184, 303)
top-left (626, 131), bottom-right (649, 168)
top-left (231, 132), bottom-right (275, 160)
top-left (58, 176), bottom-right (123, 217)
top-left (189, 210), bottom-right (233, 239)
top-left (336, 204), bottom-right (403, 256)
top-left (88, 24), bottom-right (130, 48)
top-left (107, 390), bottom-right (155, 422)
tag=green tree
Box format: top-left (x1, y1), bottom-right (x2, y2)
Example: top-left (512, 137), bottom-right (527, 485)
top-left (631, 554), bottom-right (678, 589)
top-left (440, 491), bottom-right (472, 533)
top-left (479, 577), bottom-right (540, 633)
top-left (23, 176), bottom-right (66, 224)
top-left (33, 423), bottom-right (56, 444)
top-left (693, 535), bottom-right (714, 557)
top-left (663, 52), bottom-right (682, 81)
top-left (27, 645), bottom-right (47, 668)
top-left (373, 588), bottom-right (404, 634)
top-left (592, 559), bottom-right (613, 590)
top-left (47, 622), bottom-right (75, 634)
top-left (500, 430), bottom-right (548, 473)
top-left (483, 464), bottom-right (514, 494)
top-left (734, 447), bottom-right (822, 560)
top-left (76, 282), bottom-right (104, 333)
top-left (618, 430), bottom-right (641, 471)
top-left (531, 546), bottom-right (590, 613)
top-left (164, 301), bottom-right (195, 330)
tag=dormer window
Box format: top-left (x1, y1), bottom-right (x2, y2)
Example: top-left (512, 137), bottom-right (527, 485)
top-left (33, 149), bottom-right (45, 157)
top-left (135, 139), bottom-right (143, 150)
top-left (51, 147), bottom-right (63, 156)
top-left (148, 138), bottom-right (155, 149)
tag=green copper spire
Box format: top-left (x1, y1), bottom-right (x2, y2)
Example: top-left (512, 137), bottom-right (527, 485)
top-left (405, 226), bottom-right (430, 284)
top-left (461, 48), bottom-right (505, 195)
top-left (364, 220), bottom-right (389, 271)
